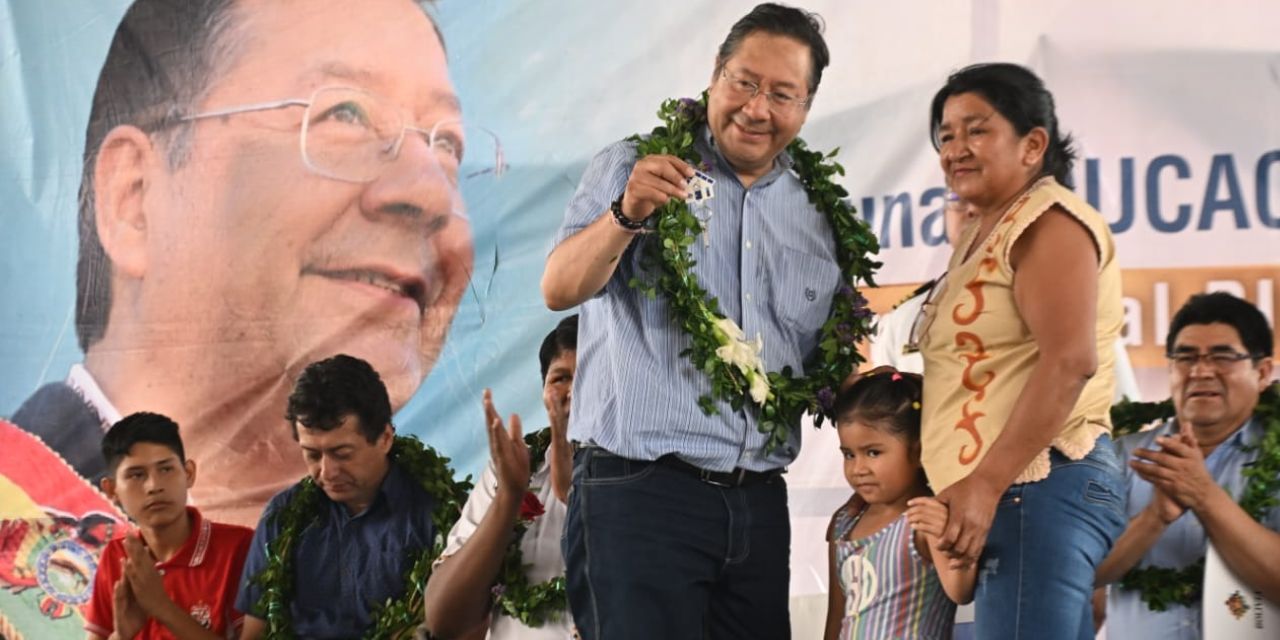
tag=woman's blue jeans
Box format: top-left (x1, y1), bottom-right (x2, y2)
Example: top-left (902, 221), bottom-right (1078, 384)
top-left (973, 435), bottom-right (1127, 639)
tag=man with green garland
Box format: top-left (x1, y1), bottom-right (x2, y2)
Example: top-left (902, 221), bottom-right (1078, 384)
top-left (542, 4), bottom-right (844, 638)
top-left (237, 354), bottom-right (437, 639)
top-left (1096, 291), bottom-right (1279, 638)
top-left (420, 315), bottom-right (578, 639)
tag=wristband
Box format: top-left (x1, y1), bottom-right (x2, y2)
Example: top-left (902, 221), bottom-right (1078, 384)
top-left (610, 197), bottom-right (649, 234)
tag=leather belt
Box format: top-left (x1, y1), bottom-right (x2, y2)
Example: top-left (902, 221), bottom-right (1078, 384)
top-left (656, 455), bottom-right (781, 488)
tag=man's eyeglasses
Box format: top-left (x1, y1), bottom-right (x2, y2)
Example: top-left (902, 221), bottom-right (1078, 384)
top-left (903, 272), bottom-right (948, 355)
top-left (175, 86), bottom-right (506, 189)
top-left (719, 69), bottom-right (810, 114)
top-left (1166, 349), bottom-right (1258, 372)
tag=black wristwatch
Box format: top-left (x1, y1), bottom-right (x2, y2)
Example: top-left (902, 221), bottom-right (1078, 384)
top-left (610, 197), bottom-right (648, 232)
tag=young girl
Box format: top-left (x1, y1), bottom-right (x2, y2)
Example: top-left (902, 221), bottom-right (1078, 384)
top-left (824, 370), bottom-right (974, 640)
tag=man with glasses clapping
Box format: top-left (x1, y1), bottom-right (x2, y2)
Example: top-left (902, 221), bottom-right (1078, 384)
top-left (1096, 292), bottom-right (1279, 639)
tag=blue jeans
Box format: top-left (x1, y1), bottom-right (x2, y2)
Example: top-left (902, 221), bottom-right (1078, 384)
top-left (561, 447), bottom-right (791, 640)
top-left (974, 435), bottom-right (1127, 639)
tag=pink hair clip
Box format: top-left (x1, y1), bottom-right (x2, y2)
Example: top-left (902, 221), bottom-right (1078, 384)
top-left (891, 372), bottom-right (902, 381)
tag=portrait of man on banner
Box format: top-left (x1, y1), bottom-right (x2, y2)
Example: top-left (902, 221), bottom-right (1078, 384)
top-left (9, 0), bottom-right (490, 527)
top-left (2, 0), bottom-right (503, 637)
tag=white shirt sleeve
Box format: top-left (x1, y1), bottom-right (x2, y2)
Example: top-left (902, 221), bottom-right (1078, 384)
top-left (1112, 339), bottom-right (1141, 402)
top-left (437, 460), bottom-right (499, 564)
top-left (870, 292), bottom-right (926, 374)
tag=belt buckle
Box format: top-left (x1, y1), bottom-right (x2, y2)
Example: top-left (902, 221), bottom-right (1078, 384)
top-left (699, 467), bottom-right (748, 488)
top-left (699, 468), bottom-right (732, 488)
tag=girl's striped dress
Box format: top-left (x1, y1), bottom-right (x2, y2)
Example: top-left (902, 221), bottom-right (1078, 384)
top-left (827, 496), bottom-right (956, 639)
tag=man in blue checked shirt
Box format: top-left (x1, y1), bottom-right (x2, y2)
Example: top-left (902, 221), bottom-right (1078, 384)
top-left (542, 5), bottom-right (842, 639)
top-left (1096, 292), bottom-right (1279, 639)
top-left (237, 355), bottom-right (436, 639)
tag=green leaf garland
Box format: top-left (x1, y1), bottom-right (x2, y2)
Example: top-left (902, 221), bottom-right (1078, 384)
top-left (626, 94), bottom-right (880, 451)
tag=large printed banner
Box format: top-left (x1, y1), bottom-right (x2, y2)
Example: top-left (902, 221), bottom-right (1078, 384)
top-left (2, 1), bottom-right (1278, 637)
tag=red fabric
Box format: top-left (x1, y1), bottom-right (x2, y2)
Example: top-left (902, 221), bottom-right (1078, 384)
top-left (0, 419), bottom-right (122, 520)
top-left (84, 507), bottom-right (252, 639)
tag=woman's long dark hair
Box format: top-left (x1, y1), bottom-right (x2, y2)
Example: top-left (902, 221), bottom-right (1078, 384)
top-left (930, 62), bottom-right (1078, 189)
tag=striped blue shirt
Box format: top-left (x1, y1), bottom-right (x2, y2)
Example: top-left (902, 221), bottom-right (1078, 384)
top-left (553, 127), bottom-right (841, 471)
top-left (1108, 417), bottom-right (1280, 639)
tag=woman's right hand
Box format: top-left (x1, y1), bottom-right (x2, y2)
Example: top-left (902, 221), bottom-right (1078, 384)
top-left (934, 473), bottom-right (1005, 569)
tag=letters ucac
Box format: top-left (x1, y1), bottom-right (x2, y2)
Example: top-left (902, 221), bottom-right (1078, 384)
top-left (860, 149), bottom-right (1280, 249)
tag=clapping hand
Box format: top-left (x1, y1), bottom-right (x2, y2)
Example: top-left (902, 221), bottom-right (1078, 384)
top-left (544, 381), bottom-right (572, 504)
top-left (111, 555), bottom-right (146, 640)
top-left (122, 537), bottom-right (174, 616)
top-left (483, 389), bottom-right (530, 499)
top-left (1130, 420), bottom-right (1215, 513)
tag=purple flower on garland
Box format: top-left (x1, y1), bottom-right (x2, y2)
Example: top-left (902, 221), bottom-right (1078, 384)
top-left (676, 97), bottom-right (697, 118)
top-left (851, 291), bottom-right (873, 320)
top-left (835, 323), bottom-right (853, 343)
top-left (816, 386), bottom-right (835, 413)
top-left (491, 583), bottom-right (507, 599)
top-left (675, 96), bottom-right (706, 122)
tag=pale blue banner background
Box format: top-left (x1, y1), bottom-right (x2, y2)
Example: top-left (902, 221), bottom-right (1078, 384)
top-left (2, 3), bottom-right (1278, 638)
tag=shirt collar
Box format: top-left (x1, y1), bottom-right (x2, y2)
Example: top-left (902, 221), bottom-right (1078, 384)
top-left (137, 506), bottom-right (211, 569)
top-left (65, 364), bottom-right (122, 433)
top-left (327, 459), bottom-right (415, 521)
top-left (1166, 416), bottom-right (1259, 449)
top-left (377, 460), bottom-right (418, 510)
top-left (701, 124), bottom-right (794, 188)
top-left (1231, 417), bottom-right (1261, 448)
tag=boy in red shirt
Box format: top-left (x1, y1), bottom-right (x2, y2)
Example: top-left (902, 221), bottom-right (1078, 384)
top-left (86, 412), bottom-right (253, 640)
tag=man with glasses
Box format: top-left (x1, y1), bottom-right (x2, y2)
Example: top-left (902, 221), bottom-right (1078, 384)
top-left (10, 0), bottom-right (497, 527)
top-left (1096, 291), bottom-right (1279, 639)
top-left (542, 4), bottom-right (836, 638)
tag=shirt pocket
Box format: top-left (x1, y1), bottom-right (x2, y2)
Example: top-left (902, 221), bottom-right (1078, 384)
top-left (772, 245), bottom-right (841, 339)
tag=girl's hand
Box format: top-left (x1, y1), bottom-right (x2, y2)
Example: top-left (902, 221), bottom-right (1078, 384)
top-left (906, 496), bottom-right (948, 541)
top-left (933, 473), bottom-right (1003, 569)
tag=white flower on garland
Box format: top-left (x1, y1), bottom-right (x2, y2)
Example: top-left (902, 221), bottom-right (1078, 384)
top-left (747, 370), bottom-right (770, 405)
top-left (711, 317), bottom-right (771, 405)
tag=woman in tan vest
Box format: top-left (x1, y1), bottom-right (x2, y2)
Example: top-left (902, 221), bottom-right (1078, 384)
top-left (915, 63), bottom-right (1127, 639)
